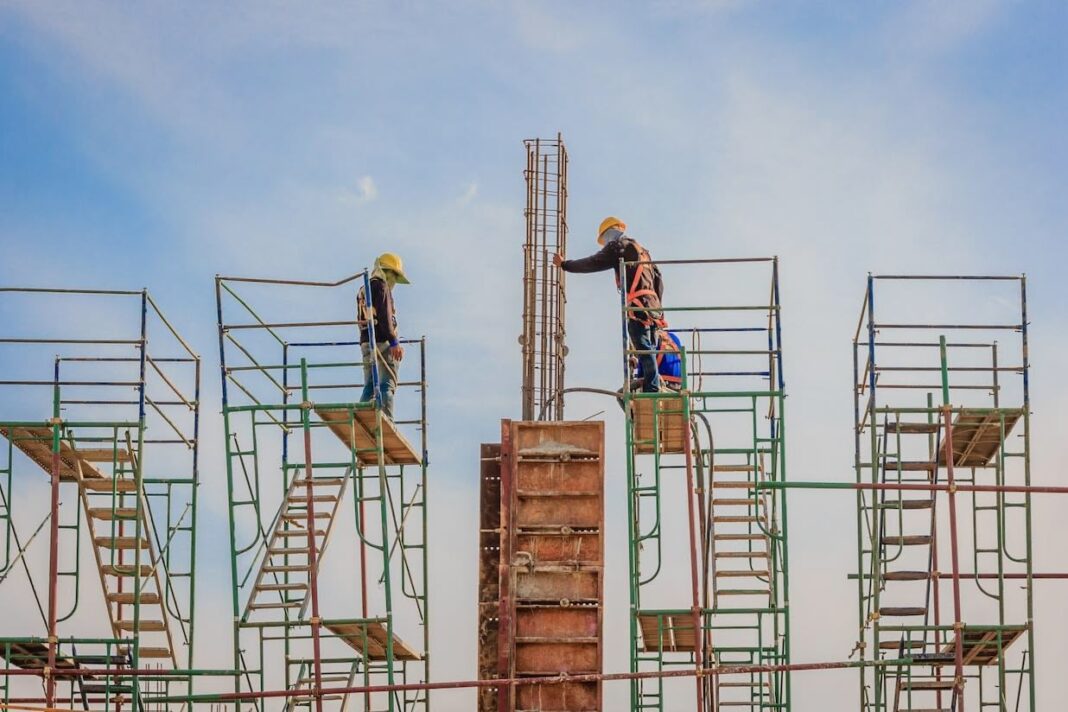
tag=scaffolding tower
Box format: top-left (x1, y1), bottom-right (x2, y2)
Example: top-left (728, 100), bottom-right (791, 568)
top-left (852, 275), bottom-right (1036, 712)
top-left (623, 258), bottom-right (791, 711)
top-left (0, 286), bottom-right (200, 711)
top-left (520, 135), bottom-right (569, 421)
top-left (215, 271), bottom-right (430, 712)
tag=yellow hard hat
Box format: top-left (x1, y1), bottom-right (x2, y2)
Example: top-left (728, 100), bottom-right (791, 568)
top-left (597, 216), bottom-right (626, 245)
top-left (377, 252), bottom-right (410, 284)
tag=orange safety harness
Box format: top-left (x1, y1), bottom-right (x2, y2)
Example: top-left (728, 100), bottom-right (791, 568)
top-left (614, 238), bottom-right (666, 328)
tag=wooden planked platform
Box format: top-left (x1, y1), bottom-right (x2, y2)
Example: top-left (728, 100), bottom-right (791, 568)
top-left (939, 408), bottom-right (1022, 467)
top-left (630, 395), bottom-right (688, 454)
top-left (936, 626), bottom-right (1026, 666)
top-left (637, 612), bottom-right (697, 653)
top-left (0, 642), bottom-right (85, 678)
top-left (325, 620), bottom-right (423, 661)
top-left (316, 408), bottom-right (421, 466)
top-left (0, 425), bottom-right (107, 481)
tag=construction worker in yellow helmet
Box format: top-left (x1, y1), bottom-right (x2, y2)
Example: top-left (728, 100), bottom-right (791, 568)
top-left (358, 252), bottom-right (410, 418)
top-left (553, 217), bottom-right (666, 392)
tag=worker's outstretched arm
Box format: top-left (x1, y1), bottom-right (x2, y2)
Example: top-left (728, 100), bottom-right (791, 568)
top-left (558, 242), bottom-right (621, 273)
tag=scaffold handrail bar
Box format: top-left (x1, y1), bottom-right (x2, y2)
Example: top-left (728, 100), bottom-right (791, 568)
top-left (872, 275), bottom-right (1023, 281)
top-left (224, 320), bottom-right (359, 330)
top-left (859, 341), bottom-right (999, 348)
top-left (873, 323), bottom-right (1021, 330)
top-left (622, 257), bottom-right (776, 266)
top-left (625, 305), bottom-right (777, 313)
top-left (216, 271), bottom-right (367, 287)
top-left (724, 481), bottom-right (1068, 495)
top-left (0, 287), bottom-right (143, 295)
top-left (0, 339), bottom-right (142, 345)
top-left (287, 336), bottom-right (423, 347)
top-left (0, 380), bottom-right (142, 387)
top-left (58, 356), bottom-right (197, 363)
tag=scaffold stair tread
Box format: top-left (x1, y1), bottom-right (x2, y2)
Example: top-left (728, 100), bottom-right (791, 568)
top-left (938, 408), bottom-right (1022, 467)
top-left (107, 592), bottom-right (160, 605)
top-left (902, 680), bottom-right (957, 690)
top-left (88, 507), bottom-right (138, 520)
top-left (268, 547), bottom-right (311, 555)
top-left (713, 464), bottom-right (759, 472)
top-left (325, 620), bottom-right (423, 661)
top-left (316, 407), bottom-right (422, 466)
top-left (712, 498), bottom-right (763, 506)
top-left (249, 602), bottom-right (303, 609)
top-left (116, 619), bottom-right (165, 631)
top-left (878, 607), bottom-right (927, 617)
top-left (884, 571), bottom-right (931, 581)
top-left (713, 515), bottom-right (765, 523)
top-left (717, 589), bottom-right (771, 596)
top-left (256, 583), bottom-right (308, 591)
top-left (882, 535), bottom-right (932, 546)
top-left (82, 479), bottom-right (138, 492)
top-left (878, 499), bottom-right (934, 510)
top-left (0, 642), bottom-right (83, 676)
top-left (715, 551), bottom-right (768, 558)
top-left (93, 536), bottom-right (149, 550)
top-left (102, 564), bottom-right (152, 576)
top-left (292, 478), bottom-right (348, 487)
top-left (0, 425), bottom-right (109, 481)
top-left (282, 512), bottom-right (332, 520)
top-left (715, 534), bottom-right (766, 541)
top-left (286, 494), bottom-right (339, 504)
top-left (262, 565), bottom-right (310, 573)
top-left (717, 570), bottom-right (770, 577)
top-left (277, 529), bottom-right (327, 537)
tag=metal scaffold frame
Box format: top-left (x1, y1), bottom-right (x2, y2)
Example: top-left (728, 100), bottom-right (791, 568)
top-left (520, 134), bottom-right (568, 421)
top-left (852, 275), bottom-right (1038, 712)
top-left (0, 286), bottom-right (201, 712)
top-left (214, 271), bottom-right (430, 712)
top-left (621, 257), bottom-right (791, 712)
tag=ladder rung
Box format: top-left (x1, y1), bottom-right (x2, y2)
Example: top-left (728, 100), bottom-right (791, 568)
top-left (881, 535), bottom-right (932, 546)
top-left (878, 607), bottom-right (927, 617)
top-left (878, 499), bottom-right (934, 510)
top-left (102, 565), bottom-right (152, 577)
top-left (718, 589), bottom-right (770, 596)
top-left (269, 548), bottom-right (311, 556)
top-left (117, 619), bottom-right (165, 632)
top-left (107, 592), bottom-right (161, 605)
top-left (884, 570), bottom-right (930, 581)
top-left (715, 551), bottom-right (768, 559)
top-left (715, 534), bottom-right (766, 541)
top-left (717, 570), bottom-right (770, 578)
top-left (292, 478), bottom-right (346, 487)
top-left (263, 565), bottom-right (310, 574)
top-left (88, 508), bottom-right (138, 520)
top-left (256, 583), bottom-right (309, 592)
top-left (884, 461), bottom-right (936, 472)
top-left (94, 537), bottom-right (148, 550)
top-left (277, 530), bottom-right (327, 537)
top-left (712, 499), bottom-right (762, 507)
top-left (249, 602), bottom-right (302, 610)
top-left (287, 495), bottom-right (338, 504)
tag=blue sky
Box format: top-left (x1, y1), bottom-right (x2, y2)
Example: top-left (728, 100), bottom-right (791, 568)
top-left (2, 1), bottom-right (1067, 710)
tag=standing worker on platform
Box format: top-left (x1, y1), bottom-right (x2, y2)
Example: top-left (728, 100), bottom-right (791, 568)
top-left (553, 217), bottom-right (666, 392)
top-left (358, 252), bottom-right (410, 418)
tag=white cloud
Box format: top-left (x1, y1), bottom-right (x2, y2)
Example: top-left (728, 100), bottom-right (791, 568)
top-left (458, 181), bottom-right (479, 205)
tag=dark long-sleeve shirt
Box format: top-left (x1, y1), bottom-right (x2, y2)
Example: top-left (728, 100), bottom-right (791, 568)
top-left (561, 238), bottom-right (664, 321)
top-left (358, 277), bottom-right (398, 346)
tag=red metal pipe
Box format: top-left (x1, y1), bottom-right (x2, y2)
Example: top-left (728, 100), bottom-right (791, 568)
top-left (496, 420), bottom-right (514, 712)
top-left (681, 413), bottom-right (706, 709)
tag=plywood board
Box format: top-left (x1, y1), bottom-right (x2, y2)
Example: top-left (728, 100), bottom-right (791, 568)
top-left (325, 620), bottom-right (422, 661)
top-left (316, 407), bottom-right (421, 466)
top-left (0, 425), bottom-right (106, 481)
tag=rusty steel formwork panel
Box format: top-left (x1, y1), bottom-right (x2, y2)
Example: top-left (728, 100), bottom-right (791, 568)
top-left (496, 420), bottom-right (605, 712)
top-left (478, 443), bottom-right (503, 712)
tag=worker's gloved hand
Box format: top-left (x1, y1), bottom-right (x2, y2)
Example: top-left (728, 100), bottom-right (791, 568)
top-left (390, 345), bottom-right (405, 362)
top-left (552, 253), bottom-right (563, 267)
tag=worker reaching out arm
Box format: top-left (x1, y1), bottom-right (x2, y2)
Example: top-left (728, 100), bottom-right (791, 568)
top-left (553, 217), bottom-right (667, 393)
top-left (358, 252), bottom-right (410, 418)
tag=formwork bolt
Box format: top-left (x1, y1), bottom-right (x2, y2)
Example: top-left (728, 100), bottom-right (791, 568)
top-left (560, 599), bottom-right (571, 608)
